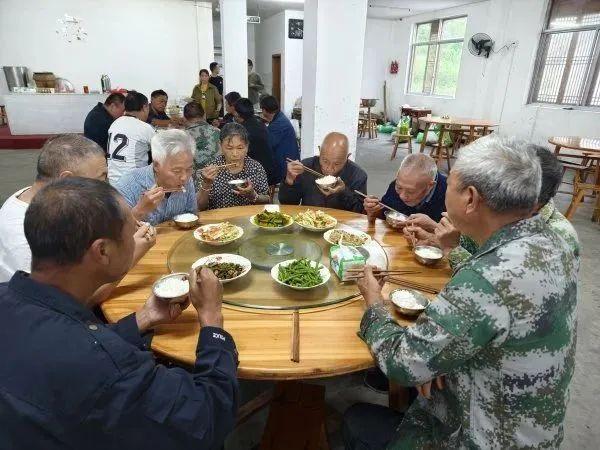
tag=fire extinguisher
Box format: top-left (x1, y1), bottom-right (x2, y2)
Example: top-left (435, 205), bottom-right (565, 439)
top-left (390, 60), bottom-right (399, 74)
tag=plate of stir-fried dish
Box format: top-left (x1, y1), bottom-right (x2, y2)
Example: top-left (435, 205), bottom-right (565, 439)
top-left (193, 222), bottom-right (244, 246)
top-left (192, 254), bottom-right (251, 283)
top-left (249, 210), bottom-right (294, 231)
top-left (294, 209), bottom-right (338, 231)
top-left (324, 228), bottom-right (372, 247)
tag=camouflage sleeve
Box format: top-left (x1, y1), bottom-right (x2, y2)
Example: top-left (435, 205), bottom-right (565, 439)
top-left (359, 268), bottom-right (509, 386)
top-left (447, 245), bottom-right (472, 270)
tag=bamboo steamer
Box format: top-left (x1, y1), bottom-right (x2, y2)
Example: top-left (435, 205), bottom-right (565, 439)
top-left (33, 72), bottom-right (57, 89)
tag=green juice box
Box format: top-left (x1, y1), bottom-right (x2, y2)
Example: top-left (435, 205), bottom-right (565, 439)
top-left (329, 245), bottom-right (366, 280)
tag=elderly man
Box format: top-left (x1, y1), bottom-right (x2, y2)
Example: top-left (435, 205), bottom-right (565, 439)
top-left (260, 95), bottom-right (300, 184)
top-left (364, 153), bottom-right (446, 223)
top-left (0, 134), bottom-right (153, 283)
top-left (0, 177), bottom-right (238, 449)
top-left (344, 136), bottom-right (579, 449)
top-left (279, 132), bottom-right (367, 212)
top-left (84, 93), bottom-right (125, 153)
top-left (115, 129), bottom-right (197, 225)
top-left (107, 91), bottom-right (155, 184)
top-left (184, 101), bottom-right (220, 174)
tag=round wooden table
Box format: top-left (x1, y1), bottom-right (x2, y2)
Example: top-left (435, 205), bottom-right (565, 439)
top-left (548, 136), bottom-right (600, 155)
top-left (418, 116), bottom-right (498, 169)
top-left (101, 205), bottom-right (451, 381)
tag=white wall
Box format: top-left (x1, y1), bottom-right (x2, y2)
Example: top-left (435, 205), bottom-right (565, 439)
top-left (0, 0), bottom-right (214, 100)
top-left (255, 12), bottom-right (285, 97)
top-left (377, 0), bottom-right (600, 145)
top-left (283, 10), bottom-right (304, 117)
top-left (213, 18), bottom-right (255, 74)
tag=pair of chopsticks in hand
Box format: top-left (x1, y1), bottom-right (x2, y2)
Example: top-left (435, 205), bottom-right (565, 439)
top-left (215, 162), bottom-right (238, 170)
top-left (285, 158), bottom-right (326, 178)
top-left (344, 268), bottom-right (440, 295)
top-left (353, 190), bottom-right (403, 216)
top-left (150, 183), bottom-right (186, 194)
top-left (136, 220), bottom-right (155, 242)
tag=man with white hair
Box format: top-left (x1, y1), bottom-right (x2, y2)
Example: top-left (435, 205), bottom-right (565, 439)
top-left (344, 136), bottom-right (579, 449)
top-left (363, 153), bottom-right (446, 223)
top-left (115, 129), bottom-right (197, 225)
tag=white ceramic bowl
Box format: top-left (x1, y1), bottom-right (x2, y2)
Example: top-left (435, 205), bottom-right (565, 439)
top-left (249, 213), bottom-right (294, 231)
top-left (384, 210), bottom-right (408, 229)
top-left (228, 179), bottom-right (248, 189)
top-left (152, 272), bottom-right (189, 303)
top-left (193, 223), bottom-right (244, 246)
top-left (389, 289), bottom-right (430, 316)
top-left (191, 254), bottom-right (251, 284)
top-left (173, 213), bottom-right (199, 229)
top-left (413, 245), bottom-right (444, 266)
top-left (315, 175), bottom-right (338, 189)
top-left (323, 228), bottom-right (372, 247)
top-left (271, 259), bottom-right (331, 291)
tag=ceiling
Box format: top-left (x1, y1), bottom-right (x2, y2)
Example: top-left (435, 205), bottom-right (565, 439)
top-left (210, 0), bottom-right (485, 20)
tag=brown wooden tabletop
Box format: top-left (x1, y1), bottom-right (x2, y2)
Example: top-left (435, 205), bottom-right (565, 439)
top-left (419, 116), bottom-right (498, 127)
top-left (548, 136), bottom-right (600, 153)
top-left (100, 205), bottom-right (451, 381)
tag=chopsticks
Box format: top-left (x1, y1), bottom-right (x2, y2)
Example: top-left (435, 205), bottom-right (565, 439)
top-left (162, 187), bottom-right (186, 193)
top-left (343, 269), bottom-right (421, 280)
top-left (215, 162), bottom-right (238, 170)
top-left (291, 310), bottom-right (300, 363)
top-left (286, 158), bottom-right (325, 178)
top-left (387, 277), bottom-right (440, 295)
top-left (353, 190), bottom-right (402, 215)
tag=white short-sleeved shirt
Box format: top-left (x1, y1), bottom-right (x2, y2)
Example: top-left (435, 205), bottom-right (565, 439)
top-left (0, 187), bottom-right (31, 282)
top-left (107, 116), bottom-right (155, 185)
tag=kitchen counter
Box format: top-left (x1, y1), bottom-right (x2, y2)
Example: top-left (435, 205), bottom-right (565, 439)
top-left (4, 93), bottom-right (107, 135)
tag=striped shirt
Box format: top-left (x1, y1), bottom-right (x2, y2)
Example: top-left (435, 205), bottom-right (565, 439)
top-left (115, 165), bottom-right (197, 225)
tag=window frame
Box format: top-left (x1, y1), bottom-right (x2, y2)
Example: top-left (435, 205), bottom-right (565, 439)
top-left (406, 15), bottom-right (468, 98)
top-left (528, 1), bottom-right (600, 108)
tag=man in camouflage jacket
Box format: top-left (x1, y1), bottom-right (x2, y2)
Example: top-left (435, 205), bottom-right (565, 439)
top-left (344, 136), bottom-right (579, 449)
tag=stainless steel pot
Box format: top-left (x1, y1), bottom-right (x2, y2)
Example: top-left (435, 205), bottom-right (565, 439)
top-left (3, 66), bottom-right (31, 91)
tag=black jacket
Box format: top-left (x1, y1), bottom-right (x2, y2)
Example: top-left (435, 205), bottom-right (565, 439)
top-left (243, 116), bottom-right (277, 186)
top-left (83, 102), bottom-right (114, 153)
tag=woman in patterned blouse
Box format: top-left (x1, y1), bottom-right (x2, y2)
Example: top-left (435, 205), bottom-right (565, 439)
top-left (198, 122), bottom-right (270, 210)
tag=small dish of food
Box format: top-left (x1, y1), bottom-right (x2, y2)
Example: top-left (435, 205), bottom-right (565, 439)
top-left (250, 210), bottom-right (294, 230)
top-left (413, 245), bottom-right (444, 266)
top-left (173, 213), bottom-right (199, 229)
top-left (193, 222), bottom-right (244, 246)
top-left (385, 210), bottom-right (408, 229)
top-left (389, 289), bottom-right (429, 316)
top-left (315, 175), bottom-right (338, 189)
top-left (323, 228), bottom-right (372, 247)
top-left (191, 254), bottom-right (251, 284)
top-left (294, 209), bottom-right (338, 231)
top-left (271, 258), bottom-right (330, 290)
top-left (152, 273), bottom-right (189, 303)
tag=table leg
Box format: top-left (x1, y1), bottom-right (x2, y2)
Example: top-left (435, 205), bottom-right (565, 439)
top-left (468, 126), bottom-right (475, 144)
top-left (554, 145), bottom-right (562, 155)
top-left (437, 126), bottom-right (446, 169)
top-left (420, 123), bottom-right (430, 153)
top-left (367, 106), bottom-right (372, 139)
top-left (593, 165), bottom-right (600, 222)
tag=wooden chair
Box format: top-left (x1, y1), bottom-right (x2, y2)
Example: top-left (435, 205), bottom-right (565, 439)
top-left (564, 154), bottom-right (600, 221)
top-left (0, 105), bottom-right (6, 126)
top-left (391, 129), bottom-right (412, 160)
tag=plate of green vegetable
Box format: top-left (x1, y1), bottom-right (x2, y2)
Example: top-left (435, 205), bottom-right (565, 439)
top-left (271, 258), bottom-right (330, 290)
top-left (250, 210), bottom-right (294, 231)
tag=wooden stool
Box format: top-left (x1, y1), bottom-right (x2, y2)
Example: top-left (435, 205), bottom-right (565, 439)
top-left (564, 155), bottom-right (600, 221)
top-left (0, 105), bottom-right (6, 126)
top-left (391, 131), bottom-right (413, 160)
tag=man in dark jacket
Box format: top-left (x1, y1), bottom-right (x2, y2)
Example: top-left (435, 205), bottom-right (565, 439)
top-left (83, 93), bottom-right (125, 153)
top-left (279, 132), bottom-right (367, 213)
top-left (260, 95), bottom-right (299, 184)
top-left (0, 177), bottom-right (238, 450)
top-left (233, 98), bottom-right (277, 186)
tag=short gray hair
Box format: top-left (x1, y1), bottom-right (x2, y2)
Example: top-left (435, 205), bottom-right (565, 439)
top-left (398, 153), bottom-right (438, 179)
top-left (151, 129), bottom-right (194, 163)
top-left (37, 134), bottom-right (105, 181)
top-left (220, 122), bottom-right (249, 146)
top-left (452, 135), bottom-right (542, 213)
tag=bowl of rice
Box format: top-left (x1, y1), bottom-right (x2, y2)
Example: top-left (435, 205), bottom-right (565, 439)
top-left (173, 213), bottom-right (199, 229)
top-left (315, 175), bottom-right (338, 189)
top-left (389, 289), bottom-right (429, 316)
top-left (413, 245), bottom-right (443, 266)
top-left (385, 210), bottom-right (408, 229)
top-left (152, 273), bottom-right (190, 303)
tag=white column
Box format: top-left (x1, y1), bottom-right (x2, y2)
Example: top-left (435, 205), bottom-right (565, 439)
top-left (219, 0), bottom-right (248, 97)
top-left (301, 0), bottom-right (368, 159)
top-left (195, 2), bottom-right (215, 71)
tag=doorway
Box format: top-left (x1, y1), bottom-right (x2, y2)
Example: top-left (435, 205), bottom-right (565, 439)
top-left (272, 54), bottom-right (281, 104)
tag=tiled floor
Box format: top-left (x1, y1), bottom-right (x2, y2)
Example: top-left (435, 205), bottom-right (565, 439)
top-left (0, 135), bottom-right (598, 449)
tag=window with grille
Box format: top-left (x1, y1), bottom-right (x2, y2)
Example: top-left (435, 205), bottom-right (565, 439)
top-left (407, 16), bottom-right (468, 97)
top-left (529, 0), bottom-right (600, 107)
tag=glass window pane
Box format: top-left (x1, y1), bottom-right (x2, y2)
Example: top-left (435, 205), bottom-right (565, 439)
top-left (535, 33), bottom-right (573, 103)
top-left (433, 42), bottom-right (463, 97)
top-left (588, 68), bottom-right (600, 106)
top-left (409, 45), bottom-right (428, 93)
top-left (548, 0), bottom-right (600, 29)
top-left (415, 23), bottom-right (432, 42)
top-left (441, 16), bottom-right (467, 40)
top-left (562, 30), bottom-right (596, 104)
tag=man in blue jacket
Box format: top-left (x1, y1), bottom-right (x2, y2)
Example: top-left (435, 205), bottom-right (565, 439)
top-left (260, 95), bottom-right (300, 184)
top-left (364, 153), bottom-right (446, 223)
top-left (0, 177), bottom-right (238, 450)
